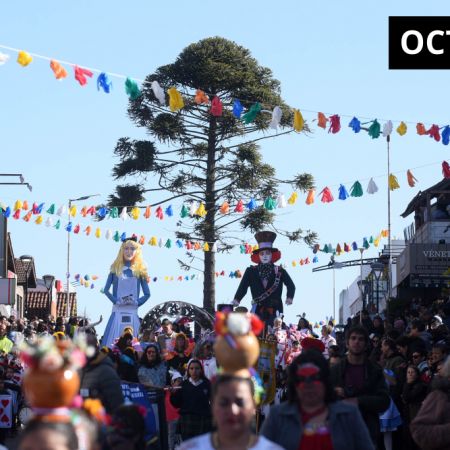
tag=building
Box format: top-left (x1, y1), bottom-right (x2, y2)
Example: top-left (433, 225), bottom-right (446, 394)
top-left (0, 216), bottom-right (77, 319)
top-left (26, 279), bottom-right (77, 320)
top-left (338, 239), bottom-right (405, 323)
top-left (396, 178), bottom-right (450, 301)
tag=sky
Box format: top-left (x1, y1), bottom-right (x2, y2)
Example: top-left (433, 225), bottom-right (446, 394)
top-left (1, 1), bottom-right (449, 335)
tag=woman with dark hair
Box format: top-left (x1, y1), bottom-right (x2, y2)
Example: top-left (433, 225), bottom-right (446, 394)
top-left (170, 359), bottom-right (212, 442)
top-left (178, 374), bottom-right (282, 449)
top-left (261, 350), bottom-right (374, 450)
top-left (138, 343), bottom-right (168, 389)
top-left (18, 419), bottom-right (78, 450)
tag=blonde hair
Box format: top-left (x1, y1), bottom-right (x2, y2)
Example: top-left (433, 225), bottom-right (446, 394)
top-left (110, 240), bottom-right (148, 278)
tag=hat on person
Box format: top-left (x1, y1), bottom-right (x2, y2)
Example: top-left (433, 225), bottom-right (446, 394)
top-left (431, 315), bottom-right (443, 325)
top-left (300, 337), bottom-right (325, 353)
top-left (251, 231), bottom-right (281, 263)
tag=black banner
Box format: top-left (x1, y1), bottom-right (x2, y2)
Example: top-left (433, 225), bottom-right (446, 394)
top-left (389, 16), bottom-right (450, 69)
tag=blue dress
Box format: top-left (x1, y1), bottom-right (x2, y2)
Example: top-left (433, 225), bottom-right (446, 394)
top-left (101, 265), bottom-right (150, 348)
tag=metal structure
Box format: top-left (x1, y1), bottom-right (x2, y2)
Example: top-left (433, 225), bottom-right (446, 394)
top-left (140, 301), bottom-right (215, 333)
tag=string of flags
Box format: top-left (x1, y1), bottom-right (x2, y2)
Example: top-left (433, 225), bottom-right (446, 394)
top-left (4, 198), bottom-right (387, 268)
top-left (1, 162), bottom-right (448, 228)
top-left (4, 43), bottom-right (450, 146)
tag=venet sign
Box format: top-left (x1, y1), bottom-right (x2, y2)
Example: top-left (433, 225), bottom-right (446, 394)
top-left (397, 243), bottom-right (450, 287)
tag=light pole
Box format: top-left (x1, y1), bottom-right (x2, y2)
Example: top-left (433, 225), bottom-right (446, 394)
top-left (43, 274), bottom-right (55, 318)
top-left (0, 173), bottom-right (33, 192)
top-left (66, 194), bottom-right (100, 318)
top-left (370, 262), bottom-right (384, 314)
top-left (328, 255), bottom-right (343, 322)
top-left (358, 247), bottom-right (365, 322)
top-left (19, 255), bottom-right (33, 319)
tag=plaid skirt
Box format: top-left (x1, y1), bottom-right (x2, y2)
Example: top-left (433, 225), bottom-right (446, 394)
top-left (178, 414), bottom-right (213, 440)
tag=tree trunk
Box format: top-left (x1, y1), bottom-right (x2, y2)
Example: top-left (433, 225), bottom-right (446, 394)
top-left (203, 116), bottom-right (217, 314)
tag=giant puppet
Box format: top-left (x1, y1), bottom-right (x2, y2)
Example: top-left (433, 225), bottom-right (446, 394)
top-left (101, 237), bottom-right (150, 348)
top-left (232, 231), bottom-right (295, 326)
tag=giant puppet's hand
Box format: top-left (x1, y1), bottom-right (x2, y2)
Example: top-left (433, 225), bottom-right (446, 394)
top-left (285, 297), bottom-right (293, 305)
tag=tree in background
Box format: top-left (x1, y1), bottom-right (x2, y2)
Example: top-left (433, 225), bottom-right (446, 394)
top-left (110, 37), bottom-right (316, 313)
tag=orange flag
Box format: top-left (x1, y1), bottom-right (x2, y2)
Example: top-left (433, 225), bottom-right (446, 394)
top-left (317, 112), bottom-right (328, 129)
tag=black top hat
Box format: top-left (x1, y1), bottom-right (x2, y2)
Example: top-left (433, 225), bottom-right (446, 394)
top-left (252, 231), bottom-right (279, 253)
top-left (124, 235), bottom-right (138, 242)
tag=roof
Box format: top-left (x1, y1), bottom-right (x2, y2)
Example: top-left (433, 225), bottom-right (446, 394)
top-left (14, 257), bottom-right (37, 288)
top-left (401, 178), bottom-right (450, 218)
top-left (25, 291), bottom-right (77, 319)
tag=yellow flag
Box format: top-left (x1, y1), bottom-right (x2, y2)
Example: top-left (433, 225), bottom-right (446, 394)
top-left (69, 205), bottom-right (77, 217)
top-left (203, 242), bottom-right (210, 252)
top-left (196, 202), bottom-right (207, 217)
top-left (131, 207), bottom-right (140, 220)
top-left (95, 228), bottom-right (101, 238)
top-left (168, 87), bottom-right (184, 111)
top-left (35, 215), bottom-right (43, 225)
top-left (288, 192), bottom-right (298, 205)
top-left (149, 236), bottom-right (157, 246)
top-left (293, 109), bottom-right (304, 132)
top-left (17, 50), bottom-right (33, 67)
top-left (396, 121), bottom-right (407, 136)
top-left (389, 174), bottom-right (400, 191)
top-left (14, 200), bottom-right (23, 211)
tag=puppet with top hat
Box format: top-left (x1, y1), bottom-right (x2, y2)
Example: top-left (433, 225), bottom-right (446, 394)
top-left (232, 231), bottom-right (295, 327)
top-left (101, 236), bottom-right (150, 348)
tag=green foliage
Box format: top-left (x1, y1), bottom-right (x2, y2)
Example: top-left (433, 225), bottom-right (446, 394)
top-left (110, 37), bottom-right (316, 310)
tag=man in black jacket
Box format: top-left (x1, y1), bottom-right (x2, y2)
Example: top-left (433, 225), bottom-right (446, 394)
top-left (79, 335), bottom-right (124, 413)
top-left (330, 325), bottom-right (390, 447)
top-left (232, 231), bottom-right (295, 327)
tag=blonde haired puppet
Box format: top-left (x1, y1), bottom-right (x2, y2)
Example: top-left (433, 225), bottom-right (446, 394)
top-left (101, 237), bottom-right (150, 348)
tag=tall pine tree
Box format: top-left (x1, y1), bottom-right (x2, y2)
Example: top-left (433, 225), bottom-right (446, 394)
top-left (110, 37), bottom-right (316, 313)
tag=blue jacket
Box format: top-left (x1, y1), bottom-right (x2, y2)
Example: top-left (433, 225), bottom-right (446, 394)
top-left (261, 400), bottom-right (375, 450)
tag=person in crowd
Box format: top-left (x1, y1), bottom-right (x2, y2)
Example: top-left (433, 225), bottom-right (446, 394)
top-left (106, 404), bottom-right (146, 450)
top-left (196, 340), bottom-right (217, 381)
top-left (284, 339), bottom-right (302, 366)
top-left (261, 349), bottom-right (374, 450)
top-left (430, 342), bottom-right (448, 377)
top-left (180, 374), bottom-right (283, 450)
top-left (0, 323), bottom-right (13, 354)
top-left (401, 365), bottom-right (427, 450)
top-left (379, 338), bottom-right (405, 450)
top-left (410, 319), bottom-right (432, 352)
top-left (158, 318), bottom-right (176, 358)
top-left (17, 420), bottom-right (78, 450)
top-left (360, 310), bottom-right (373, 333)
top-left (410, 356), bottom-right (450, 450)
top-left (371, 316), bottom-right (384, 337)
top-left (321, 324), bottom-right (336, 359)
top-left (330, 325), bottom-right (390, 446)
top-left (138, 343), bottom-right (168, 389)
top-left (430, 315), bottom-right (449, 343)
top-left (328, 345), bottom-right (342, 367)
top-left (411, 348), bottom-right (431, 382)
top-left (170, 359), bottom-right (212, 442)
top-left (166, 371), bottom-right (182, 450)
top-left (115, 345), bottom-right (139, 382)
top-left (79, 334), bottom-right (124, 414)
top-left (368, 334), bottom-right (382, 365)
top-left (139, 328), bottom-right (157, 352)
top-left (167, 333), bottom-right (193, 376)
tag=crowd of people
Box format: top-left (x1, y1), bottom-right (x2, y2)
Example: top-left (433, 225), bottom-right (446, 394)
top-left (0, 294), bottom-right (448, 450)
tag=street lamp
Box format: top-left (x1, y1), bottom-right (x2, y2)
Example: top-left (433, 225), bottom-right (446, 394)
top-left (43, 274), bottom-right (55, 318)
top-left (358, 247), bottom-right (365, 323)
top-left (66, 194), bottom-right (100, 317)
top-left (19, 255), bottom-right (33, 319)
top-left (328, 255), bottom-right (343, 322)
top-left (370, 262), bottom-right (384, 314)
